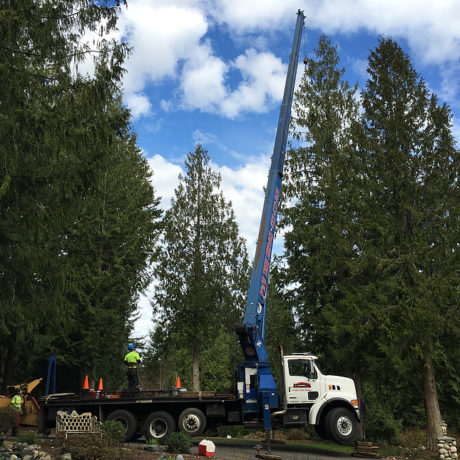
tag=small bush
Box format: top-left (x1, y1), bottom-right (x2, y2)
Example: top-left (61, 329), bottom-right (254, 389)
top-left (18, 431), bottom-right (38, 444)
top-left (165, 431), bottom-right (191, 454)
top-left (286, 428), bottom-right (308, 440)
top-left (216, 424), bottom-right (247, 438)
top-left (146, 438), bottom-right (158, 445)
top-left (65, 432), bottom-right (121, 460)
top-left (397, 427), bottom-right (426, 449)
top-left (100, 420), bottom-right (126, 445)
top-left (0, 408), bottom-right (16, 434)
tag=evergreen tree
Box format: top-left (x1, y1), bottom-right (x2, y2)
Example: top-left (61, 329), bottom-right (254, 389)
top-left (153, 145), bottom-right (249, 391)
top-left (360, 38), bottom-right (458, 451)
top-left (283, 35), bottom-right (459, 446)
top-left (0, 1), bottom-right (162, 391)
top-left (56, 91), bottom-right (162, 390)
top-left (281, 35), bottom-right (363, 385)
top-left (265, 260), bottom-right (303, 387)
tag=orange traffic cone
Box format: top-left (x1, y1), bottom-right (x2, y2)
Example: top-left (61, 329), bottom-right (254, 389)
top-left (98, 378), bottom-right (103, 391)
top-left (176, 376), bottom-right (181, 389)
top-left (83, 375), bottom-right (89, 390)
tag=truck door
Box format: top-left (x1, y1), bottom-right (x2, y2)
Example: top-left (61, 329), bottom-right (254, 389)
top-left (285, 358), bottom-right (321, 405)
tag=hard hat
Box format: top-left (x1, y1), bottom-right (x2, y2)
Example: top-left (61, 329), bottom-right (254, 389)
top-left (128, 343), bottom-right (134, 351)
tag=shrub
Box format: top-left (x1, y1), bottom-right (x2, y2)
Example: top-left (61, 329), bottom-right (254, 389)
top-left (0, 408), bottom-right (16, 434)
top-left (18, 431), bottom-right (38, 444)
top-left (146, 438), bottom-right (158, 445)
top-left (397, 427), bottom-right (426, 449)
top-left (100, 420), bottom-right (126, 445)
top-left (216, 424), bottom-right (247, 438)
top-left (165, 432), bottom-right (191, 454)
top-left (286, 428), bottom-right (308, 440)
top-left (64, 432), bottom-right (121, 460)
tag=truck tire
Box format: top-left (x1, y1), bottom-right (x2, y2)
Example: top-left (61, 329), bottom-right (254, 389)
top-left (143, 411), bottom-right (176, 442)
top-left (106, 409), bottom-right (137, 441)
top-left (325, 407), bottom-right (358, 445)
top-left (178, 407), bottom-right (206, 435)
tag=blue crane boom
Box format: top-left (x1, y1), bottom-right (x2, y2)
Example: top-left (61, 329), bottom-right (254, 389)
top-left (236, 10), bottom-right (305, 431)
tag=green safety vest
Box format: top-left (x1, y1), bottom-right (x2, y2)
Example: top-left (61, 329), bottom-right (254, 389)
top-left (11, 394), bottom-right (22, 412)
top-left (124, 351), bottom-right (140, 367)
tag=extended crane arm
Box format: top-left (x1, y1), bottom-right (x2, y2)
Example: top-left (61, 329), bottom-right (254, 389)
top-left (237, 10), bottom-right (305, 365)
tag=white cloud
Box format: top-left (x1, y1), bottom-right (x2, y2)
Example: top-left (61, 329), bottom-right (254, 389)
top-left (167, 43), bottom-right (287, 117)
top-left (125, 92), bottom-right (152, 119)
top-left (308, 0), bottom-right (460, 66)
top-left (115, 1), bottom-right (298, 118)
top-left (179, 41), bottom-right (228, 112)
top-left (216, 154), bottom-right (270, 251)
top-left (119, 2), bottom-right (207, 91)
top-left (147, 154), bottom-right (183, 209)
top-left (211, 0), bottom-right (300, 33)
top-left (220, 49), bottom-right (286, 118)
top-left (118, 1), bottom-right (209, 118)
top-left (192, 129), bottom-right (219, 145)
top-left (76, 1), bottom-right (460, 121)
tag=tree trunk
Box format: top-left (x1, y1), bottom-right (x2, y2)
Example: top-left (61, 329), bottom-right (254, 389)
top-left (423, 348), bottom-right (442, 453)
top-left (353, 371), bottom-right (365, 440)
top-left (345, 365), bottom-right (365, 440)
top-left (192, 346), bottom-right (200, 391)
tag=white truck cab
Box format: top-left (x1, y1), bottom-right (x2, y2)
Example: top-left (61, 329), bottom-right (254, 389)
top-left (279, 353), bottom-right (360, 444)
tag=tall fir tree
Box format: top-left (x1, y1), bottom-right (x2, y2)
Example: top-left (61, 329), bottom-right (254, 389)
top-left (265, 259), bottom-right (303, 387)
top-left (281, 35), bottom-right (364, 388)
top-left (55, 90), bottom-right (162, 390)
top-left (0, 1), bottom-right (162, 391)
top-left (153, 145), bottom-right (249, 391)
top-left (360, 38), bottom-right (458, 451)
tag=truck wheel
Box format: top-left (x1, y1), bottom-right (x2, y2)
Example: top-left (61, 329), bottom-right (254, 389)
top-left (326, 407), bottom-right (358, 445)
top-left (178, 408), bottom-right (206, 435)
top-left (143, 411), bottom-right (176, 442)
top-left (106, 409), bottom-right (137, 441)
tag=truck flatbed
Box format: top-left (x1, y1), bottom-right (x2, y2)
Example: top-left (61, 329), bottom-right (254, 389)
top-left (40, 389), bottom-right (235, 404)
top-left (38, 388), bottom-right (241, 441)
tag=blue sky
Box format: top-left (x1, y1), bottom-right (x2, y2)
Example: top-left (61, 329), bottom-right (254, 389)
top-left (91, 0), bottom-right (460, 338)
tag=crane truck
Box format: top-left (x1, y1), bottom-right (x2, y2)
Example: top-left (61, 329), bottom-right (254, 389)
top-left (37, 10), bottom-right (360, 445)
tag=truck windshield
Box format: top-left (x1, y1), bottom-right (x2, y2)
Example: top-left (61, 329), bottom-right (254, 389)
top-left (288, 359), bottom-right (315, 378)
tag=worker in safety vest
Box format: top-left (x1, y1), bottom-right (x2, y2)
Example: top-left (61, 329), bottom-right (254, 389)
top-left (124, 343), bottom-right (141, 389)
top-left (10, 388), bottom-right (22, 436)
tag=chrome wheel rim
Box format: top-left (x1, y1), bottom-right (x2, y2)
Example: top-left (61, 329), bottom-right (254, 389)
top-left (337, 415), bottom-right (352, 436)
top-left (184, 414), bottom-right (200, 432)
top-left (149, 418), bottom-right (167, 438)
